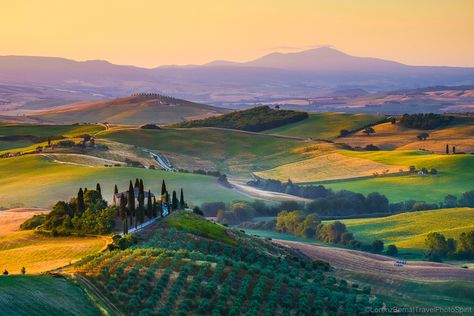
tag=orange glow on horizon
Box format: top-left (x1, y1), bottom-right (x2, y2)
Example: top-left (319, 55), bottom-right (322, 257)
top-left (1, 0), bottom-right (473, 67)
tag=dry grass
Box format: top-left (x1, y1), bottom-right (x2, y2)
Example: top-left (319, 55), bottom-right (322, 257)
top-left (340, 121), bottom-right (474, 153)
top-left (0, 209), bottom-right (110, 274)
top-left (255, 152), bottom-right (405, 183)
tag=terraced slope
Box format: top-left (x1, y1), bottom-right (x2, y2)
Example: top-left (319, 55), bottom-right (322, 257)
top-left (72, 211), bottom-right (387, 315)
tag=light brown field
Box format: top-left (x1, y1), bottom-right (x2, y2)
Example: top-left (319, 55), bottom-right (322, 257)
top-left (340, 121), bottom-right (474, 153)
top-left (0, 208), bottom-right (110, 274)
top-left (255, 152), bottom-right (405, 183)
top-left (275, 240), bottom-right (474, 282)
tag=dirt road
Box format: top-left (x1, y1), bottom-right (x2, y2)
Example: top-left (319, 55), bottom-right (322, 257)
top-left (228, 180), bottom-right (312, 202)
top-left (274, 239), bottom-right (474, 282)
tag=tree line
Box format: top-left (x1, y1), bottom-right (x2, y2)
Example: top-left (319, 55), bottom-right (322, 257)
top-left (399, 113), bottom-right (454, 130)
top-left (174, 106), bottom-right (309, 132)
top-left (425, 230), bottom-right (474, 261)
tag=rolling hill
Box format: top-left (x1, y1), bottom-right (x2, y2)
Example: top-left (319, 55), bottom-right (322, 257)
top-left (343, 208), bottom-right (474, 250)
top-left (33, 94), bottom-right (230, 125)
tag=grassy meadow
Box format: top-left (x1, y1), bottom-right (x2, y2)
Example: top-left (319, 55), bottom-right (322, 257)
top-left (342, 208), bottom-right (474, 250)
top-left (0, 209), bottom-right (110, 274)
top-left (322, 150), bottom-right (474, 202)
top-left (0, 123), bottom-right (105, 152)
top-left (0, 155), bottom-right (250, 209)
top-left (100, 127), bottom-right (309, 175)
top-left (0, 276), bottom-right (100, 316)
top-left (265, 112), bottom-right (381, 140)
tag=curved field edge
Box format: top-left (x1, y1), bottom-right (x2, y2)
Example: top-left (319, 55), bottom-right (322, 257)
top-left (321, 151), bottom-right (474, 202)
top-left (342, 208), bottom-right (474, 250)
top-left (0, 155), bottom-right (250, 209)
top-left (0, 275), bottom-right (101, 316)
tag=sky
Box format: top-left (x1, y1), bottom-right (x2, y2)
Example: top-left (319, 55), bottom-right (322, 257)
top-left (1, 0), bottom-right (473, 68)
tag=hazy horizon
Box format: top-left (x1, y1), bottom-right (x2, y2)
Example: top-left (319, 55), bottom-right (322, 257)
top-left (2, 0), bottom-right (473, 68)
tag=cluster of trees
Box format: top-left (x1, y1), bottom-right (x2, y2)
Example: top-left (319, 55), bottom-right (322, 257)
top-left (248, 178), bottom-right (333, 199)
top-left (273, 211), bottom-right (396, 255)
top-left (21, 184), bottom-right (114, 235)
top-left (117, 178), bottom-right (187, 234)
top-left (399, 113), bottom-right (454, 130)
top-left (425, 230), bottom-right (474, 261)
top-left (174, 106), bottom-right (309, 132)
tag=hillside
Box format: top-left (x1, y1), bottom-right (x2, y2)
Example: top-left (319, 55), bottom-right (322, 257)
top-left (33, 94), bottom-right (229, 125)
top-left (323, 151), bottom-right (474, 203)
top-left (100, 127), bottom-right (310, 175)
top-left (71, 211), bottom-right (387, 315)
top-left (339, 116), bottom-right (474, 153)
top-left (173, 106), bottom-right (309, 132)
top-left (343, 208), bottom-right (474, 250)
top-left (264, 112), bottom-right (382, 140)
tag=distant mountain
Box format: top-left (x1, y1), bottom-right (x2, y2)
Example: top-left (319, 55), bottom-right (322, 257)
top-left (205, 47), bottom-right (407, 72)
top-left (33, 94), bottom-right (230, 125)
top-left (1, 48), bottom-right (473, 113)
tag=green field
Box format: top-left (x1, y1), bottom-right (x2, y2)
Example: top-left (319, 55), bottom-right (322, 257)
top-left (342, 208), bottom-right (474, 250)
top-left (101, 127), bottom-right (308, 175)
top-left (0, 124), bottom-right (105, 151)
top-left (322, 150), bottom-right (474, 202)
top-left (265, 113), bottom-right (381, 140)
top-left (0, 155), bottom-right (250, 208)
top-left (162, 211), bottom-right (236, 245)
top-left (0, 276), bottom-right (100, 316)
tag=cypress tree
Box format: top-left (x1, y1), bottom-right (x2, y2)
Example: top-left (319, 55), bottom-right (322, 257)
top-left (446, 144), bottom-right (449, 154)
top-left (84, 187), bottom-right (88, 194)
top-left (77, 188), bottom-right (85, 214)
top-left (161, 180), bottom-right (167, 195)
top-left (114, 184), bottom-right (119, 195)
top-left (147, 190), bottom-right (153, 219)
top-left (96, 183), bottom-right (102, 199)
top-left (172, 190), bottom-right (178, 211)
top-left (152, 197), bottom-right (157, 218)
top-left (179, 188), bottom-right (185, 209)
top-left (134, 178), bottom-right (140, 189)
top-left (159, 200), bottom-right (163, 217)
top-left (139, 179), bottom-right (144, 191)
top-left (128, 181), bottom-right (135, 226)
top-left (452, 146), bottom-right (456, 154)
top-left (119, 194), bottom-right (128, 235)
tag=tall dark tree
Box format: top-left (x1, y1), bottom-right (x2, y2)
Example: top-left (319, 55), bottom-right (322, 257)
top-left (77, 188), bottom-right (86, 214)
top-left (152, 197), bottom-right (158, 218)
top-left (128, 181), bottom-right (135, 226)
top-left (119, 194), bottom-right (128, 235)
top-left (137, 204), bottom-right (144, 225)
top-left (138, 181), bottom-right (145, 210)
top-left (179, 188), bottom-right (185, 209)
top-left (147, 190), bottom-right (153, 219)
top-left (446, 144), bottom-right (449, 154)
top-left (96, 183), bottom-right (102, 199)
top-left (134, 178), bottom-right (140, 189)
top-left (452, 146), bottom-right (456, 154)
top-left (172, 190), bottom-right (178, 211)
top-left (139, 179), bottom-right (144, 191)
top-left (84, 187), bottom-right (88, 194)
top-left (114, 184), bottom-right (119, 195)
top-left (161, 180), bottom-right (167, 195)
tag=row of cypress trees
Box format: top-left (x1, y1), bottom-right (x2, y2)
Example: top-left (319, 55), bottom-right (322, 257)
top-left (114, 178), bottom-right (186, 235)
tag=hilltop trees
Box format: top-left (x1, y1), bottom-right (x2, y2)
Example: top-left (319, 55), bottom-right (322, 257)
top-left (417, 132), bottom-right (429, 140)
top-left (77, 188), bottom-right (86, 214)
top-left (400, 113), bottom-right (453, 130)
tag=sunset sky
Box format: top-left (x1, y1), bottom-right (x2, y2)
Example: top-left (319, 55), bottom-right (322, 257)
top-left (1, 0), bottom-right (473, 68)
